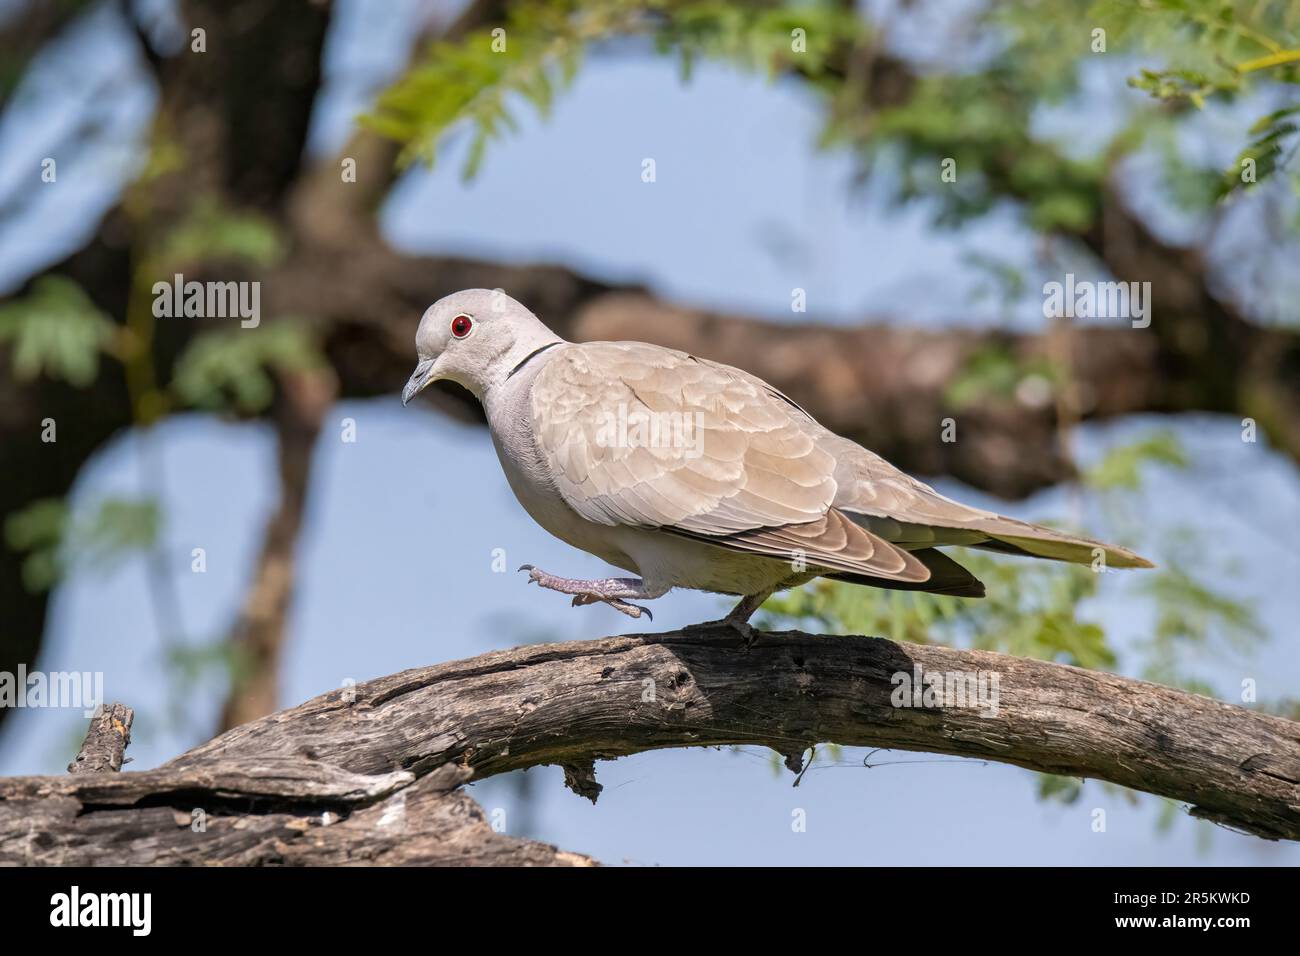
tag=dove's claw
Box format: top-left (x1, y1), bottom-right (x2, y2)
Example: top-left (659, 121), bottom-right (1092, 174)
top-left (519, 565), bottom-right (665, 619)
top-left (615, 601), bottom-right (652, 621)
top-left (571, 594), bottom-right (651, 618)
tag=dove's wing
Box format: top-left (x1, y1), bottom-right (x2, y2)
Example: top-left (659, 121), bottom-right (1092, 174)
top-left (531, 342), bottom-right (929, 583)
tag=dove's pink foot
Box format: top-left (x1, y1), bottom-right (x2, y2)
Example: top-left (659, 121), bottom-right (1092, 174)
top-left (519, 565), bottom-right (664, 620)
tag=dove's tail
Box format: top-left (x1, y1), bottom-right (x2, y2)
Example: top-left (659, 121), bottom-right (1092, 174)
top-left (959, 515), bottom-right (1154, 569)
top-left (840, 502), bottom-right (1153, 572)
top-left (831, 508), bottom-right (1153, 600)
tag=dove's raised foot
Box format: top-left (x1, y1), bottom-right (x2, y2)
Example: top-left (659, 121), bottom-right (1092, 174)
top-left (518, 565), bottom-right (660, 620)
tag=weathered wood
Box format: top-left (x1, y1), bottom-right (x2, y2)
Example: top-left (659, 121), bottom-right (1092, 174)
top-left (3, 628), bottom-right (1297, 865)
top-left (2, 758), bottom-right (590, 866)
top-left (67, 702), bottom-right (134, 775)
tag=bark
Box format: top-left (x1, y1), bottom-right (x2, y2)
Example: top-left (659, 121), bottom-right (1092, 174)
top-left (66, 702), bottom-right (134, 775)
top-left (3, 628), bottom-right (1297, 865)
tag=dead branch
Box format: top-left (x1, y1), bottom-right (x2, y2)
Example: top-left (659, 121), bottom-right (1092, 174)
top-left (66, 702), bottom-right (134, 775)
top-left (4, 628), bottom-right (1296, 865)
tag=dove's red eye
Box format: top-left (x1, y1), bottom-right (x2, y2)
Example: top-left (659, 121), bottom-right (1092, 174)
top-left (451, 314), bottom-right (473, 338)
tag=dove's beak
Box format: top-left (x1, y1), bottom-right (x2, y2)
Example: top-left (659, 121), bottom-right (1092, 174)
top-left (402, 357), bottom-right (436, 406)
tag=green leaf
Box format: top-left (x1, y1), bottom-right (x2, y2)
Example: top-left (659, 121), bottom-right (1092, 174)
top-left (945, 345), bottom-right (1059, 409)
top-left (171, 322), bottom-right (325, 414)
top-left (161, 199), bottom-right (285, 268)
top-left (1084, 432), bottom-right (1189, 491)
top-left (4, 498), bottom-right (69, 592)
top-left (363, 0), bottom-right (861, 177)
top-left (3, 496), bottom-right (161, 592)
top-left (1038, 773), bottom-right (1083, 804)
top-left (78, 498), bottom-right (162, 571)
top-left (1219, 110), bottom-right (1300, 197)
top-left (0, 277), bottom-right (115, 387)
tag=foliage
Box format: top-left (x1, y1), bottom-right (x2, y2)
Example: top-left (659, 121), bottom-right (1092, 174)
top-left (0, 277), bottom-right (116, 387)
top-left (868, 64), bottom-right (1107, 233)
top-left (945, 343), bottom-right (1060, 409)
top-left (369, 0), bottom-right (1300, 228)
top-left (1219, 105), bottom-right (1300, 197)
top-left (1113, 1), bottom-right (1300, 198)
top-left (963, 252), bottom-right (1030, 314)
top-left (171, 322), bottom-right (325, 414)
top-left (1085, 431), bottom-right (1189, 490)
top-left (364, 0), bottom-right (594, 173)
top-left (3, 499), bottom-right (67, 592)
top-left (78, 498), bottom-right (162, 570)
top-left (4, 496), bottom-right (160, 593)
top-left (1038, 773), bottom-right (1084, 804)
top-left (653, 0), bottom-right (859, 83)
top-left (159, 199), bottom-right (286, 269)
top-left (365, 0), bottom-right (860, 174)
top-left (1134, 528), bottom-right (1265, 688)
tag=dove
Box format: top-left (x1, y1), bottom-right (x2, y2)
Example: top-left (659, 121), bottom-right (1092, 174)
top-left (402, 289), bottom-right (1151, 638)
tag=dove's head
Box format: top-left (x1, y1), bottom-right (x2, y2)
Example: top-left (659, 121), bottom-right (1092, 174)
top-left (402, 289), bottom-right (562, 404)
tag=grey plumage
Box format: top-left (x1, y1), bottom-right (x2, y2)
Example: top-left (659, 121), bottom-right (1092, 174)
top-left (403, 289), bottom-right (1151, 627)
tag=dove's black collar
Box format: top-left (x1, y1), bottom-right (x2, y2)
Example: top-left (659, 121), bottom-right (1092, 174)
top-left (506, 341), bottom-right (563, 380)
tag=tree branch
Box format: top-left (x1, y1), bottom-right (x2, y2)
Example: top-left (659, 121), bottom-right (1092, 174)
top-left (4, 629), bottom-right (1296, 864)
top-left (66, 702), bottom-right (134, 775)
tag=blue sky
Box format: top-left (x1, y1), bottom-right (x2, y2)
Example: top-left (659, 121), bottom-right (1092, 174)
top-left (1, 0), bottom-right (1297, 865)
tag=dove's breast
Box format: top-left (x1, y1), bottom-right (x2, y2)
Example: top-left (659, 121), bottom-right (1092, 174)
top-left (484, 353), bottom-right (639, 572)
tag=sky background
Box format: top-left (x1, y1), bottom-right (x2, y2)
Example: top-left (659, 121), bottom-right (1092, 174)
top-left (1, 0), bottom-right (1297, 865)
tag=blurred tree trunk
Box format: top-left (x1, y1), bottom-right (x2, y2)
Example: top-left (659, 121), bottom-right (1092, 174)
top-left (218, 369), bottom-right (335, 732)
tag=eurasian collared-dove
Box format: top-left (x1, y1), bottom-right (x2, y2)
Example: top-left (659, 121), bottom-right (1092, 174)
top-left (403, 289), bottom-right (1151, 634)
